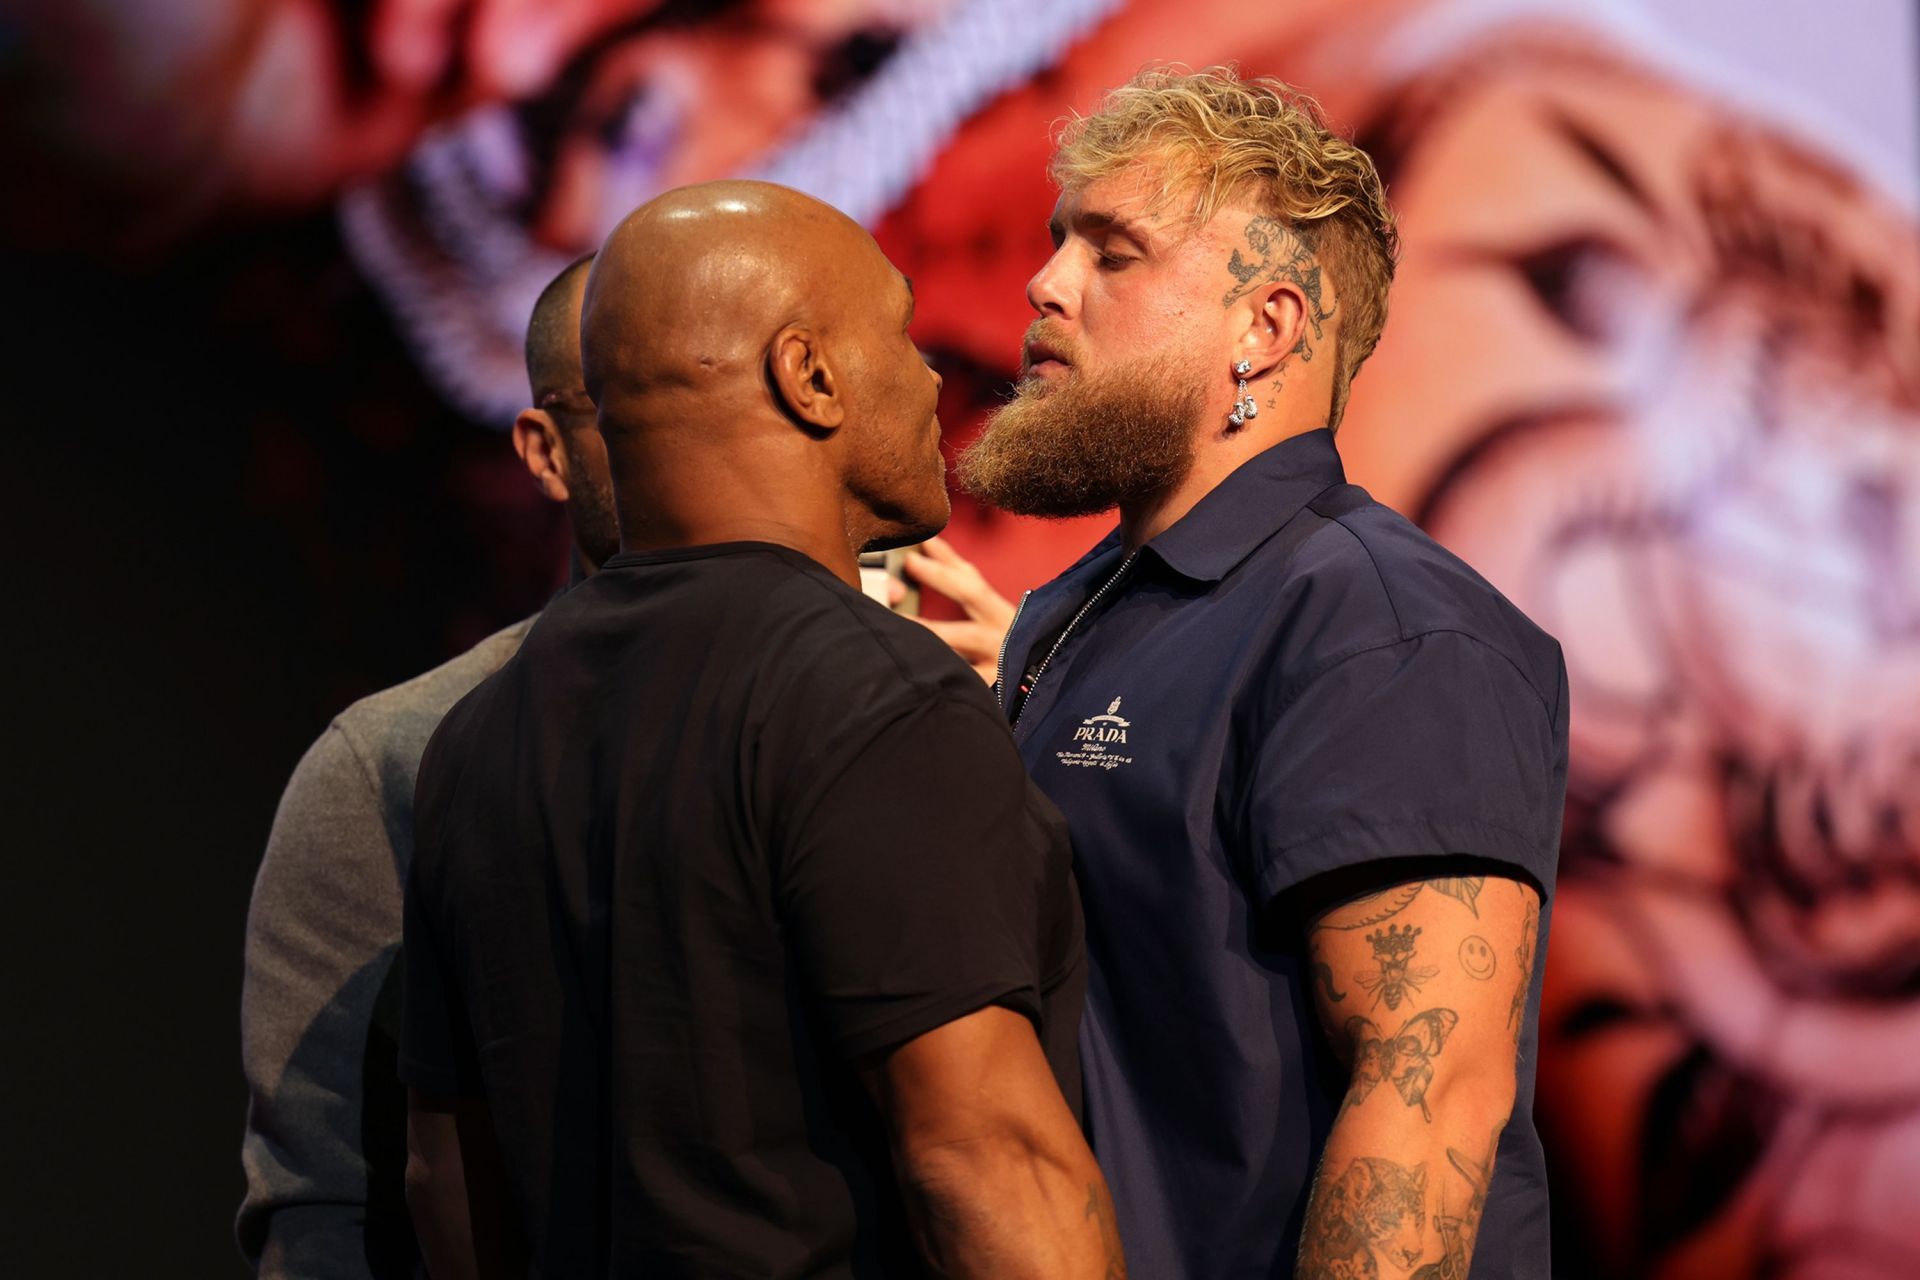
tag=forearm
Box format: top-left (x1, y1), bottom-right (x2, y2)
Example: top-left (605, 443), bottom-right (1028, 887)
top-left (1300, 872), bottom-right (1541, 1279)
top-left (898, 1134), bottom-right (1124, 1279)
top-left (405, 1151), bottom-right (479, 1280)
top-left (406, 1096), bottom-right (527, 1280)
top-left (1298, 1078), bottom-right (1512, 1279)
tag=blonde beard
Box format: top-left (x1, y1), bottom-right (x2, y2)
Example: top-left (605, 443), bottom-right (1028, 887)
top-left (958, 355), bottom-right (1207, 517)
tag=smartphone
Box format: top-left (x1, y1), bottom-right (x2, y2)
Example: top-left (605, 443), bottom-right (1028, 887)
top-left (858, 547), bottom-right (920, 615)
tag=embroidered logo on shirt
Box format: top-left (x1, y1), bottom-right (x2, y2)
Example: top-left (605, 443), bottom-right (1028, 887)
top-left (1056, 697), bottom-right (1135, 771)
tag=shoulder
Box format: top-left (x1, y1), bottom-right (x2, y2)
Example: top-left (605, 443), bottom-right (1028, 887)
top-left (329, 615), bottom-right (535, 782)
top-left (652, 550), bottom-right (1006, 767)
top-left (756, 557), bottom-right (995, 718)
top-left (1257, 486), bottom-right (1562, 714)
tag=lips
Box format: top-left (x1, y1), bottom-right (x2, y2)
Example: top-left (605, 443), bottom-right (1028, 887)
top-left (1022, 341), bottom-right (1071, 377)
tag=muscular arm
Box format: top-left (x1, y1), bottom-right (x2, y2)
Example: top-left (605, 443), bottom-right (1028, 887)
top-left (1297, 873), bottom-right (1541, 1279)
top-left (862, 1005), bottom-right (1125, 1278)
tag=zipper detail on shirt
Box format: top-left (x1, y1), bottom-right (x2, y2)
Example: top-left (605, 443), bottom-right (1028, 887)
top-left (1010, 550), bottom-right (1141, 731)
top-left (995, 589), bottom-right (1033, 712)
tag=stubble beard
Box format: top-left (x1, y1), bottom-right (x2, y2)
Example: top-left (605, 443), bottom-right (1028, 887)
top-left (850, 408), bottom-right (952, 552)
top-left (957, 354), bottom-right (1207, 518)
top-left (560, 430), bottom-right (621, 569)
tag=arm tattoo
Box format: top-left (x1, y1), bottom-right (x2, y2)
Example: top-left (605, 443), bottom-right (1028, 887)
top-left (1357, 924), bottom-right (1439, 1010)
top-left (1314, 961), bottom-right (1349, 1004)
top-left (1428, 876), bottom-right (1485, 918)
top-left (1318, 884), bottom-right (1423, 930)
top-left (1347, 1009), bottom-right (1459, 1122)
top-left (1222, 217), bottom-right (1335, 362)
top-left (1085, 1183), bottom-right (1127, 1278)
top-left (1458, 936), bottom-right (1497, 980)
top-left (1508, 894), bottom-right (1540, 1036)
top-left (1411, 1126), bottom-right (1500, 1280)
top-left (1298, 1126), bottom-right (1501, 1280)
top-left (1298, 1154), bottom-right (1430, 1278)
top-left (1315, 877), bottom-right (1487, 932)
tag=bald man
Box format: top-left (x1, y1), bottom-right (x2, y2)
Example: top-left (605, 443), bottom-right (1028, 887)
top-left (399, 182), bottom-right (1119, 1279)
top-left (238, 254), bottom-right (615, 1279)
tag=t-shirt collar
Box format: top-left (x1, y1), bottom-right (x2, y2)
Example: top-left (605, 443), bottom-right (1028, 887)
top-left (1142, 428), bottom-right (1347, 584)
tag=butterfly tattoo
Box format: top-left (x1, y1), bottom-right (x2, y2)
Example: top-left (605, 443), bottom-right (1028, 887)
top-left (1348, 1008), bottom-right (1460, 1122)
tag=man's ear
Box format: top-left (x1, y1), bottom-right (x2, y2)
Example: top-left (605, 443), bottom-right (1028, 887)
top-left (1235, 280), bottom-right (1311, 379)
top-left (511, 409), bottom-right (573, 502)
top-left (768, 323), bottom-right (845, 433)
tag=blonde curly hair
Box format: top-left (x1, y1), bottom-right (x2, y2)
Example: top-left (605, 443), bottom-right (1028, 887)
top-left (1053, 66), bottom-right (1399, 428)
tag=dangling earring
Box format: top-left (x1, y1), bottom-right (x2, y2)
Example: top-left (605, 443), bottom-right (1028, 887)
top-left (1227, 360), bottom-right (1259, 427)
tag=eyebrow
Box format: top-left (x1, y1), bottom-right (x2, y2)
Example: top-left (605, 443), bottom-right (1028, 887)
top-left (903, 275), bottom-right (915, 322)
top-left (1048, 208), bottom-right (1153, 250)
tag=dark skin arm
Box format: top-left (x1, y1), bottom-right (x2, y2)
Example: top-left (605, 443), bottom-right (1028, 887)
top-left (404, 1089), bottom-right (528, 1279)
top-left (1296, 872), bottom-right (1541, 1279)
top-left (861, 1004), bottom-right (1125, 1278)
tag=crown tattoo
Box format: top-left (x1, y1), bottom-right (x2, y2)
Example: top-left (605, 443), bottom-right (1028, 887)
top-left (1368, 924), bottom-right (1421, 959)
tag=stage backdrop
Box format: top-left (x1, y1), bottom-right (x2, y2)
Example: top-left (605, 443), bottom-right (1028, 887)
top-left (5, 0), bottom-right (1915, 1275)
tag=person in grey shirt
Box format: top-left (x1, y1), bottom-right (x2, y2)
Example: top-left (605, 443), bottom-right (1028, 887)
top-left (237, 254), bottom-right (619, 1278)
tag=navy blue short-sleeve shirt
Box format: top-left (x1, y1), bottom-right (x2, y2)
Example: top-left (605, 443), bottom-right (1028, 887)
top-left (999, 429), bottom-right (1568, 1279)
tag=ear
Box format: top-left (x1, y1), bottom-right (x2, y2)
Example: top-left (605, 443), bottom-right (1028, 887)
top-left (768, 324), bottom-right (845, 433)
top-left (511, 409), bottom-right (573, 503)
top-left (1233, 279), bottom-right (1312, 379)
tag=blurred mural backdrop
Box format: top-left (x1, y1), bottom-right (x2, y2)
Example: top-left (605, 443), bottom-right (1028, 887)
top-left (4, 0), bottom-right (1916, 1274)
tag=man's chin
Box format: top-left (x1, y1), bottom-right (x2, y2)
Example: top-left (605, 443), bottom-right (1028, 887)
top-left (960, 349), bottom-right (1206, 517)
top-left (973, 492), bottom-right (1119, 520)
top-left (861, 522), bottom-right (943, 553)
top-left (1015, 369), bottom-right (1072, 398)
top-left (862, 495), bottom-right (951, 552)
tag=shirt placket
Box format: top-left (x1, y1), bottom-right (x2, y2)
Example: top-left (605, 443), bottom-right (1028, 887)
top-left (1009, 551), bottom-right (1141, 732)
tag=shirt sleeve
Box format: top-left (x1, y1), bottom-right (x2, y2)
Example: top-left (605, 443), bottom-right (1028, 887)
top-left (398, 744), bottom-right (483, 1097)
top-left (237, 724), bottom-right (410, 1273)
top-left (775, 694), bottom-right (1073, 1061)
top-left (1245, 630), bottom-right (1566, 905)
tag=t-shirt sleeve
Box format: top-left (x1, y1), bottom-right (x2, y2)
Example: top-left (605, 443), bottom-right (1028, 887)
top-left (237, 724), bottom-right (405, 1269)
top-left (397, 752), bottom-right (482, 1096)
top-left (775, 694), bottom-right (1070, 1061)
top-left (1246, 630), bottom-right (1564, 904)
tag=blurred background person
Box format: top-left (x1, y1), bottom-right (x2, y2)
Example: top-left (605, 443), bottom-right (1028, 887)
top-left (237, 255), bottom-right (612, 1279)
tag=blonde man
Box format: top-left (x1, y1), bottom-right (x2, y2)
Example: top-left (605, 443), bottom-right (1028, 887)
top-left (944, 68), bottom-right (1567, 1278)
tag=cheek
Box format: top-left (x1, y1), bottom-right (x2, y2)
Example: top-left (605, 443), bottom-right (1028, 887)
top-left (1088, 275), bottom-right (1210, 360)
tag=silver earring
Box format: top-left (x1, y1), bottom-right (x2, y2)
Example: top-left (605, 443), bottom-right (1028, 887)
top-left (1228, 360), bottom-right (1259, 426)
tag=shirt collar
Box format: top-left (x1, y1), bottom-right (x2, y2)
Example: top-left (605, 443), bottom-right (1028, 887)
top-left (1143, 428), bottom-right (1347, 583)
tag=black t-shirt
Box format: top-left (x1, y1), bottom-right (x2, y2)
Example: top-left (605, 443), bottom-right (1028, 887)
top-left (400, 542), bottom-right (1085, 1278)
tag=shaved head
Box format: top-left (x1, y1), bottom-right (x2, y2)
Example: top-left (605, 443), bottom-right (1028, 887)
top-left (580, 180), bottom-right (947, 574)
top-left (526, 253), bottom-right (594, 405)
top-left (583, 181), bottom-right (889, 413)
top-left (511, 253), bottom-right (618, 572)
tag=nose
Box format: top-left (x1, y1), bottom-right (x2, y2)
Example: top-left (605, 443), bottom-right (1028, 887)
top-left (1026, 245), bottom-right (1076, 319)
